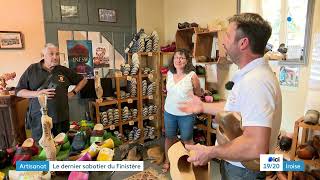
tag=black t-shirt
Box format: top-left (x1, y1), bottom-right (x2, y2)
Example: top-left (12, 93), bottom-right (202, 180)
top-left (16, 60), bottom-right (83, 123)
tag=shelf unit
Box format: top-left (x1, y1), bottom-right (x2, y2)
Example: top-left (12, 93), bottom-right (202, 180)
top-left (175, 27), bottom-right (229, 63)
top-left (90, 74), bottom-right (141, 143)
top-left (129, 52), bottom-right (161, 143)
top-left (90, 52), bottom-right (161, 144)
top-left (287, 117), bottom-right (320, 180)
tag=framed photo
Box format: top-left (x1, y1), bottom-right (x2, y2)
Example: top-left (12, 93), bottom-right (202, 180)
top-left (61, 5), bottom-right (78, 18)
top-left (0, 31), bottom-right (23, 49)
top-left (98, 9), bottom-right (116, 23)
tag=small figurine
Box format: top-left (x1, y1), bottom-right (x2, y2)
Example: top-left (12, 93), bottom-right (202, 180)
top-left (0, 72), bottom-right (16, 95)
top-left (278, 43), bottom-right (288, 60)
top-left (94, 71), bottom-right (103, 102)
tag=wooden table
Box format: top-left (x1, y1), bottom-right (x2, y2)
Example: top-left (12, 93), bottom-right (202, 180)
top-left (0, 95), bottom-right (28, 148)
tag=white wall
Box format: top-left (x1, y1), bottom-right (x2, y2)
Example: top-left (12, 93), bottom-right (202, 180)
top-left (0, 0), bottom-right (45, 86)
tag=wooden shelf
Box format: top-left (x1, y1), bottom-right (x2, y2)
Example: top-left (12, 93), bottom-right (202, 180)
top-left (122, 119), bottom-right (138, 125)
top-left (195, 124), bottom-right (208, 131)
top-left (160, 52), bottom-right (174, 55)
top-left (143, 114), bottom-right (157, 120)
top-left (116, 74), bottom-right (138, 80)
top-left (176, 28), bottom-right (195, 51)
top-left (95, 99), bottom-right (118, 106)
top-left (142, 95), bottom-right (155, 100)
top-left (104, 123), bottom-right (120, 130)
top-left (287, 117), bottom-right (320, 180)
top-left (141, 74), bottom-right (153, 78)
top-left (177, 27), bottom-right (196, 32)
top-left (119, 97), bottom-right (138, 103)
top-left (128, 52), bottom-right (160, 56)
top-left (92, 52), bottom-right (161, 145)
top-left (297, 120), bottom-right (320, 130)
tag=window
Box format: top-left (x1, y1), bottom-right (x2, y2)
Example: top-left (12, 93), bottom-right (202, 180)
top-left (238, 0), bottom-right (314, 64)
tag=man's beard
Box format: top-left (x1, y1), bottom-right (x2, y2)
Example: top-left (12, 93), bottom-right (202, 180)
top-left (226, 53), bottom-right (239, 65)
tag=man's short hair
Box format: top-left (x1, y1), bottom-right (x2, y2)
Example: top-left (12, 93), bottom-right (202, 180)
top-left (41, 43), bottom-right (58, 56)
top-left (229, 13), bottom-right (272, 55)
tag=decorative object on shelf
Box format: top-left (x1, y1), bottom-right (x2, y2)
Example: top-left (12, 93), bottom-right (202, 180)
top-left (304, 110), bottom-right (320, 125)
top-left (296, 144), bottom-right (316, 160)
top-left (160, 42), bottom-right (176, 52)
top-left (98, 9), bottom-right (116, 23)
top-left (207, 19), bottom-right (227, 31)
top-left (278, 43), bottom-right (288, 60)
top-left (145, 36), bottom-right (153, 52)
top-left (279, 136), bottom-right (293, 151)
top-left (177, 22), bottom-right (198, 29)
top-left (150, 31), bottom-right (159, 52)
top-left (0, 72), bottom-right (16, 95)
top-left (38, 94), bottom-right (56, 161)
top-left (94, 71), bottom-right (103, 101)
top-left (0, 31), bottom-right (23, 49)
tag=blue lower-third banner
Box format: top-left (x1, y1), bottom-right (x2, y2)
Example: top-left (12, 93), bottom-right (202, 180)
top-left (16, 161), bottom-right (144, 171)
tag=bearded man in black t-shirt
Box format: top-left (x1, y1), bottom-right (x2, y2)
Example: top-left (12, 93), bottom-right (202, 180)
top-left (16, 43), bottom-right (87, 142)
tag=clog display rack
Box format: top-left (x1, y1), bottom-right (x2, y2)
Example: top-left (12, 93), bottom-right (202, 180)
top-left (91, 52), bottom-right (161, 144)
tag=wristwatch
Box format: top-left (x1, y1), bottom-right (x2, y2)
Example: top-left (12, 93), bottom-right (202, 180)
top-left (72, 90), bottom-right (77, 95)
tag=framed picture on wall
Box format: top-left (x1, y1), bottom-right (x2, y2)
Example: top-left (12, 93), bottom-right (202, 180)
top-left (98, 9), bottom-right (116, 23)
top-left (61, 5), bottom-right (78, 18)
top-left (0, 31), bottom-right (23, 49)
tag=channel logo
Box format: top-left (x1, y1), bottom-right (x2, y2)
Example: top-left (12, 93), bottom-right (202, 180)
top-left (268, 156), bottom-right (280, 162)
top-left (260, 154), bottom-right (283, 171)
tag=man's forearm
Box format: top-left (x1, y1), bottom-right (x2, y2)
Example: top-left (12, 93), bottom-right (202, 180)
top-left (202, 101), bottom-right (225, 115)
top-left (209, 133), bottom-right (268, 161)
top-left (73, 78), bottom-right (87, 93)
top-left (16, 89), bottom-right (39, 98)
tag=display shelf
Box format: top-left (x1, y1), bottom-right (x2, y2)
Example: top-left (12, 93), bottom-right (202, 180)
top-left (119, 97), bottom-right (138, 103)
top-left (128, 52), bottom-right (160, 56)
top-left (122, 119), bottom-right (138, 125)
top-left (287, 117), bottom-right (320, 180)
top-left (142, 114), bottom-right (157, 121)
top-left (91, 52), bottom-right (161, 144)
top-left (130, 52), bottom-right (161, 143)
top-left (104, 123), bottom-right (120, 130)
top-left (176, 27), bottom-right (196, 52)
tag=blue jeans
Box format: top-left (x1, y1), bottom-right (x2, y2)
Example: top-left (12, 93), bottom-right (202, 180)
top-left (220, 161), bottom-right (266, 180)
top-left (164, 111), bottom-right (195, 141)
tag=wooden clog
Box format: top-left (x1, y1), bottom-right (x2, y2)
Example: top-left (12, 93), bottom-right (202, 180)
top-left (215, 111), bottom-right (260, 171)
top-left (168, 141), bottom-right (209, 180)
